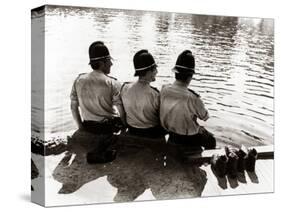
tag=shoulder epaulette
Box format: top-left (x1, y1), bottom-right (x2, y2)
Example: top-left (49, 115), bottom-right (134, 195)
top-left (107, 75), bottom-right (117, 81)
top-left (188, 88), bottom-right (200, 97)
top-left (150, 85), bottom-right (160, 93)
top-left (75, 73), bottom-right (87, 81)
top-left (120, 82), bottom-right (131, 92)
top-left (78, 73), bottom-right (87, 76)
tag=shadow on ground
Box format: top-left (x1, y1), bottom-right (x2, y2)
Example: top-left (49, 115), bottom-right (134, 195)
top-left (51, 130), bottom-right (207, 202)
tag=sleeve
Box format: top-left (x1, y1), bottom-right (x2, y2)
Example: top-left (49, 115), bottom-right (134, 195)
top-left (194, 97), bottom-right (209, 121)
top-left (112, 80), bottom-right (122, 106)
top-left (70, 79), bottom-right (79, 104)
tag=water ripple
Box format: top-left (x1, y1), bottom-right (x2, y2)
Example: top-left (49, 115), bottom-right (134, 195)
top-left (31, 6), bottom-right (274, 147)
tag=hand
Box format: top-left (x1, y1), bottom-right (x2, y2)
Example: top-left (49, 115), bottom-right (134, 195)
top-left (198, 126), bottom-right (205, 134)
top-left (78, 123), bottom-right (84, 130)
top-left (120, 127), bottom-right (128, 134)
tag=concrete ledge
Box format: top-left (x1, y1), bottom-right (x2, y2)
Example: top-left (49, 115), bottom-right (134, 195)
top-left (184, 145), bottom-right (274, 163)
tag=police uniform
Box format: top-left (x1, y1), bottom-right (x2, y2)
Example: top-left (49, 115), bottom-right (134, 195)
top-left (70, 70), bottom-right (122, 162)
top-left (121, 81), bottom-right (159, 128)
top-left (159, 50), bottom-right (216, 150)
top-left (160, 81), bottom-right (209, 136)
top-left (69, 41), bottom-right (123, 163)
top-left (70, 70), bottom-right (122, 122)
top-left (160, 82), bottom-right (215, 149)
top-left (121, 81), bottom-right (165, 138)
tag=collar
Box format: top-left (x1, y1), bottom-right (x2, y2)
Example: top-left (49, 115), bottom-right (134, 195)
top-left (92, 69), bottom-right (105, 75)
top-left (173, 80), bottom-right (188, 88)
top-left (138, 79), bottom-right (151, 85)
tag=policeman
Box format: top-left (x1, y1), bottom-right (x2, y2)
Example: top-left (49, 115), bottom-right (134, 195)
top-left (120, 49), bottom-right (166, 138)
top-left (70, 41), bottom-right (125, 163)
top-left (160, 50), bottom-right (216, 150)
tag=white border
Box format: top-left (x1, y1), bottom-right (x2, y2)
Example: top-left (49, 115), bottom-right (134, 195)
top-left (1, 0), bottom-right (279, 211)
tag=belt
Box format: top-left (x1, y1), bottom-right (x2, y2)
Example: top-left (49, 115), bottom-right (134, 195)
top-left (128, 125), bottom-right (167, 138)
top-left (83, 117), bottom-right (123, 134)
top-left (168, 132), bottom-right (197, 143)
top-left (83, 120), bottom-right (114, 134)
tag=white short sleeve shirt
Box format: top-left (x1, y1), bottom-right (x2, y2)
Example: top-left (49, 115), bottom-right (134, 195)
top-left (160, 81), bottom-right (209, 135)
top-left (70, 70), bottom-right (122, 122)
top-left (121, 81), bottom-right (160, 128)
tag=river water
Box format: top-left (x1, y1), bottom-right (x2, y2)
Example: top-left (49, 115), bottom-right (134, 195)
top-left (31, 6), bottom-right (274, 147)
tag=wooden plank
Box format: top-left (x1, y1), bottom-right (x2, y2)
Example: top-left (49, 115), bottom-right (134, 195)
top-left (202, 159), bottom-right (274, 197)
top-left (117, 133), bottom-right (273, 163)
top-left (184, 145), bottom-right (274, 163)
top-left (256, 145), bottom-right (274, 159)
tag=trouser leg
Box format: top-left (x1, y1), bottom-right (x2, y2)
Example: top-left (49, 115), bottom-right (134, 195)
top-left (87, 134), bottom-right (118, 163)
top-left (95, 134), bottom-right (117, 153)
top-left (197, 127), bottom-right (216, 150)
top-left (168, 128), bottom-right (216, 150)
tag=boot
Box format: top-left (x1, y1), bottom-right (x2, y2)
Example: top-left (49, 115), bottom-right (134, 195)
top-left (236, 148), bottom-right (247, 172)
top-left (225, 146), bottom-right (239, 178)
top-left (245, 148), bottom-right (258, 172)
top-left (211, 154), bottom-right (228, 178)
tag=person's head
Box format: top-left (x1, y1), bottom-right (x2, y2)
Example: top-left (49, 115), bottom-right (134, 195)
top-left (133, 49), bottom-right (158, 82)
top-left (88, 41), bottom-right (113, 74)
top-left (172, 50), bottom-right (195, 83)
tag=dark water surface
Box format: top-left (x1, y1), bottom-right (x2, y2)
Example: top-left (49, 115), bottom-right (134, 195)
top-left (31, 6), bottom-right (274, 147)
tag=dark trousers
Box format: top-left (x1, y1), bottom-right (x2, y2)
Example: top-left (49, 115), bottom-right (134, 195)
top-left (168, 127), bottom-right (216, 150)
top-left (82, 120), bottom-right (115, 152)
top-left (128, 125), bottom-right (167, 139)
top-left (68, 120), bottom-right (119, 163)
top-left (83, 119), bottom-right (121, 134)
top-left (82, 120), bottom-right (119, 159)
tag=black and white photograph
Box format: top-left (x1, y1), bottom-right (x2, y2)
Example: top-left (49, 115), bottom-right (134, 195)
top-left (30, 2), bottom-right (274, 208)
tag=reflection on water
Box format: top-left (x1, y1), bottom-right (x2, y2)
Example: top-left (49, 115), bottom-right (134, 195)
top-left (52, 144), bottom-right (207, 203)
top-left (31, 5), bottom-right (274, 147)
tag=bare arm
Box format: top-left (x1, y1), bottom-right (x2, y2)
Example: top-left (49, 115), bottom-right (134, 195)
top-left (116, 104), bottom-right (126, 126)
top-left (194, 96), bottom-right (209, 121)
top-left (70, 78), bottom-right (83, 129)
top-left (112, 81), bottom-right (127, 126)
top-left (71, 101), bottom-right (83, 129)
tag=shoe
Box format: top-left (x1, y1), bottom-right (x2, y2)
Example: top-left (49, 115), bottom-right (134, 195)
top-left (225, 146), bottom-right (239, 178)
top-left (211, 154), bottom-right (228, 178)
top-left (236, 148), bottom-right (247, 172)
top-left (245, 148), bottom-right (258, 172)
